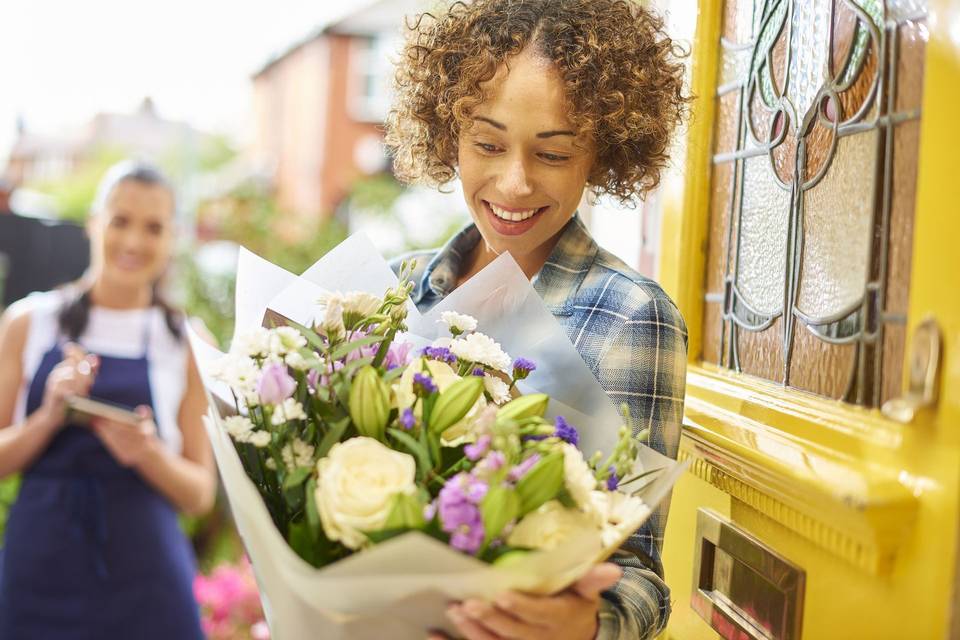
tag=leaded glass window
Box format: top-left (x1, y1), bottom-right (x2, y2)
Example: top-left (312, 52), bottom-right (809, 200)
top-left (703, 0), bottom-right (928, 406)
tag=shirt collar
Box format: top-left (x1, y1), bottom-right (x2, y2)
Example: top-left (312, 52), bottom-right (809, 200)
top-left (414, 214), bottom-right (598, 312)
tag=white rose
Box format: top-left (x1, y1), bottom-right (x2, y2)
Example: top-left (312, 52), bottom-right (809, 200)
top-left (439, 311), bottom-right (478, 334)
top-left (314, 437), bottom-right (417, 549)
top-left (562, 443), bottom-right (598, 507)
top-left (586, 490), bottom-right (651, 549)
top-left (507, 500), bottom-right (598, 551)
top-left (449, 333), bottom-right (512, 373)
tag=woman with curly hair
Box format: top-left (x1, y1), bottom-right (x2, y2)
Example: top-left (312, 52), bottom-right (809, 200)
top-left (387, 1), bottom-right (690, 638)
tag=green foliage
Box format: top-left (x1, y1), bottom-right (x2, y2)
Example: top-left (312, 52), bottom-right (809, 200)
top-left (0, 475), bottom-right (21, 546)
top-left (29, 146), bottom-right (128, 221)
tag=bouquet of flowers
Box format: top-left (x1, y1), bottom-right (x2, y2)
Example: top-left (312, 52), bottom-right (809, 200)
top-left (188, 235), bottom-right (686, 640)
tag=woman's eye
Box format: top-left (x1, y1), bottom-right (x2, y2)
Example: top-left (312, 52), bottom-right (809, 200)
top-left (146, 222), bottom-right (164, 236)
top-left (475, 142), bottom-right (500, 154)
top-left (540, 152), bottom-right (570, 163)
top-left (109, 216), bottom-right (129, 228)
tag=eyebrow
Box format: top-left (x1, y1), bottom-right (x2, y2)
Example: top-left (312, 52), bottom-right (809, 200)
top-left (474, 116), bottom-right (575, 138)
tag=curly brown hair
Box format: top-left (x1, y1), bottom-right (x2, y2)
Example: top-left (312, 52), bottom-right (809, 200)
top-left (384, 0), bottom-right (690, 203)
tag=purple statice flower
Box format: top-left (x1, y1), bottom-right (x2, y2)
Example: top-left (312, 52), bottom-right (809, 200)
top-left (385, 341), bottom-right (414, 371)
top-left (507, 453), bottom-right (541, 482)
top-left (464, 435), bottom-right (492, 461)
top-left (511, 357), bottom-right (537, 380)
top-left (424, 501), bottom-right (438, 521)
top-left (413, 372), bottom-right (437, 396)
top-left (438, 473), bottom-right (487, 555)
top-left (477, 451), bottom-right (505, 474)
top-left (421, 346), bottom-right (456, 365)
top-left (554, 416), bottom-right (579, 446)
top-left (400, 408), bottom-right (416, 430)
top-left (472, 367), bottom-right (485, 377)
top-left (257, 362), bottom-right (297, 404)
top-left (606, 466), bottom-right (619, 491)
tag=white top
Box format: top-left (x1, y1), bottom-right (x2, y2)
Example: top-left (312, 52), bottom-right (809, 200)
top-left (13, 290), bottom-right (187, 454)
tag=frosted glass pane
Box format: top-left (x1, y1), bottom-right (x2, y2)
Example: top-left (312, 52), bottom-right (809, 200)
top-left (888, 0), bottom-right (927, 21)
top-left (787, 0), bottom-right (831, 128)
top-left (797, 130), bottom-right (879, 320)
top-left (736, 152), bottom-right (790, 317)
top-left (720, 46), bottom-right (752, 88)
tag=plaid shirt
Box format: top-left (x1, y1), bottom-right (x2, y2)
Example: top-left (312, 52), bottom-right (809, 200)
top-left (393, 215), bottom-right (687, 639)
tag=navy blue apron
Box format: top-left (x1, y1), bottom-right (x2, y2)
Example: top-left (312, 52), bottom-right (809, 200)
top-left (0, 317), bottom-right (204, 639)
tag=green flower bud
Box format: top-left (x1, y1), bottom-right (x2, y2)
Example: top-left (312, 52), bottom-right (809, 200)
top-left (497, 393), bottom-right (549, 423)
top-left (383, 492), bottom-right (426, 530)
top-left (429, 376), bottom-right (484, 434)
top-left (515, 452), bottom-right (564, 516)
top-left (481, 485), bottom-right (519, 543)
top-left (349, 365), bottom-right (390, 440)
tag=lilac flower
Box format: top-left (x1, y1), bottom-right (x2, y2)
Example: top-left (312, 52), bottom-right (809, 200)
top-left (306, 369), bottom-right (320, 391)
top-left (256, 362), bottom-right (297, 405)
top-left (606, 466), bottom-right (619, 491)
top-left (464, 435), bottom-right (492, 461)
top-left (400, 408), bottom-right (416, 430)
top-left (554, 416), bottom-right (579, 446)
top-left (512, 357), bottom-right (537, 381)
top-left (438, 473), bottom-right (487, 555)
top-left (477, 451), bottom-right (505, 474)
top-left (472, 368), bottom-right (485, 377)
top-left (413, 373), bottom-right (437, 396)
top-left (424, 501), bottom-right (438, 521)
top-left (421, 346), bottom-right (457, 364)
top-left (507, 453), bottom-right (541, 482)
top-left (385, 341), bottom-right (414, 370)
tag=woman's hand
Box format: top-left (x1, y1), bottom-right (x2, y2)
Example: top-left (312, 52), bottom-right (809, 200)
top-left (40, 343), bottom-right (99, 428)
top-left (91, 405), bottom-right (160, 468)
top-left (429, 563), bottom-right (622, 640)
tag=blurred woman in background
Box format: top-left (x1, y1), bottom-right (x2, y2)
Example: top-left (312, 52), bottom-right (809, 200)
top-left (0, 160), bottom-right (215, 639)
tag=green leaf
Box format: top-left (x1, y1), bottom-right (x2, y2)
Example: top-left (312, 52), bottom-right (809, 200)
top-left (339, 356), bottom-right (375, 378)
top-left (305, 478), bottom-right (321, 539)
top-left (329, 334), bottom-right (386, 362)
top-left (383, 492), bottom-right (426, 530)
top-left (282, 465), bottom-right (313, 490)
top-left (388, 428), bottom-right (432, 478)
top-left (382, 366), bottom-right (406, 383)
top-left (284, 318), bottom-right (327, 352)
top-left (362, 527), bottom-right (409, 545)
top-left (288, 520), bottom-right (323, 566)
top-left (317, 417), bottom-right (351, 458)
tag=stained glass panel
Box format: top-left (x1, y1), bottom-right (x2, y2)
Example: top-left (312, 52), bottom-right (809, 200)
top-left (701, 0), bottom-right (927, 406)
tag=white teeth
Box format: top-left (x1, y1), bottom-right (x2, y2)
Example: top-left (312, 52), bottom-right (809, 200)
top-left (489, 203), bottom-right (538, 222)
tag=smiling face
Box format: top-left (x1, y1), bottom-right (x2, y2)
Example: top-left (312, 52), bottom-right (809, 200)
top-left (89, 179), bottom-right (175, 292)
top-left (457, 47), bottom-right (595, 266)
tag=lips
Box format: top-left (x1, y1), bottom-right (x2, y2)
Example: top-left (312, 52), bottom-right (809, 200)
top-left (482, 201), bottom-right (547, 236)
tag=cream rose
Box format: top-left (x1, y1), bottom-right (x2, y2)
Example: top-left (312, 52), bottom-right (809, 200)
top-left (507, 500), bottom-right (598, 551)
top-left (314, 437), bottom-right (417, 549)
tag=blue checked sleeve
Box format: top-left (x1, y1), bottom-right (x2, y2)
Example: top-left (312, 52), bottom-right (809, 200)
top-left (594, 296), bottom-right (688, 639)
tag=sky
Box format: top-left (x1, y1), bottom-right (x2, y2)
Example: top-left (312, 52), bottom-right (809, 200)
top-left (0, 0), bottom-right (378, 161)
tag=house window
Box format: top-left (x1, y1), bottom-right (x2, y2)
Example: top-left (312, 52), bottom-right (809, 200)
top-left (702, 0), bottom-right (928, 406)
top-left (350, 35), bottom-right (398, 122)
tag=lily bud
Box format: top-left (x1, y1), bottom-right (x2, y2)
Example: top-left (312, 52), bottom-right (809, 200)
top-left (497, 393), bottom-right (549, 423)
top-left (515, 452), bottom-right (564, 516)
top-left (349, 365), bottom-right (390, 440)
top-left (429, 376), bottom-right (484, 434)
top-left (480, 485), bottom-right (519, 543)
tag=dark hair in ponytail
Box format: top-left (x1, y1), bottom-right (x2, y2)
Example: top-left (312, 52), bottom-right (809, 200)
top-left (58, 160), bottom-right (183, 342)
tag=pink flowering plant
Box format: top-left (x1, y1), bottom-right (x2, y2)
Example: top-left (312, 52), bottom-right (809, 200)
top-left (208, 261), bottom-right (659, 569)
top-left (194, 558), bottom-right (269, 640)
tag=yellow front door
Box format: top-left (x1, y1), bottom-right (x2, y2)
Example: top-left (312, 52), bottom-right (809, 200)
top-left (655, 0), bottom-right (960, 637)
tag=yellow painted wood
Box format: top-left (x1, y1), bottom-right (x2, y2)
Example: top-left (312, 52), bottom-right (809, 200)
top-left (658, 0), bottom-right (960, 637)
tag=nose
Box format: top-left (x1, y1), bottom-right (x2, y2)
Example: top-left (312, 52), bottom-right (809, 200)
top-left (497, 155), bottom-right (535, 199)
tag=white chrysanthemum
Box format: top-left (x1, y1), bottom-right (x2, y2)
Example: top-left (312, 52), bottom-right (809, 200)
top-left (271, 398), bottom-right (307, 425)
top-left (586, 491), bottom-right (652, 549)
top-left (248, 431), bottom-right (272, 448)
top-left (222, 415), bottom-right (255, 442)
top-left (562, 443), bottom-right (598, 507)
top-left (450, 333), bottom-right (511, 373)
top-left (281, 438), bottom-right (316, 471)
top-left (342, 292), bottom-right (381, 319)
top-left (269, 326), bottom-right (307, 356)
top-left (284, 351), bottom-right (309, 370)
top-left (483, 375), bottom-right (511, 404)
top-left (234, 327), bottom-right (272, 359)
top-left (208, 353), bottom-right (261, 406)
top-left (439, 311), bottom-right (478, 334)
top-left (265, 458), bottom-right (278, 470)
top-left (319, 297), bottom-right (345, 340)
